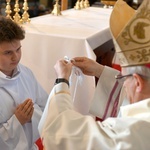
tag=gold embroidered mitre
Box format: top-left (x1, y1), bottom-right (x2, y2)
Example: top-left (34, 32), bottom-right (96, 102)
top-left (110, 0), bottom-right (150, 67)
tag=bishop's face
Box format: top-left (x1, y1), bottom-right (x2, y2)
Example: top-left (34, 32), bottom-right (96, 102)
top-left (121, 68), bottom-right (137, 104)
top-left (0, 40), bottom-right (21, 76)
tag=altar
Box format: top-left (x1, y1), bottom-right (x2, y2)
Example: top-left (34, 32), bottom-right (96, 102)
top-left (21, 7), bottom-right (112, 114)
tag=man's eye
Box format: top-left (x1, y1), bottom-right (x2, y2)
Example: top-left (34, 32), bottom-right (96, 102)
top-left (17, 48), bottom-right (21, 52)
top-left (4, 51), bottom-right (11, 55)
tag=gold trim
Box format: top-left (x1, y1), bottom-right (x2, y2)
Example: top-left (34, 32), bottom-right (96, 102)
top-left (111, 0), bottom-right (150, 67)
top-left (118, 47), bottom-right (150, 66)
top-left (121, 4), bottom-right (150, 46)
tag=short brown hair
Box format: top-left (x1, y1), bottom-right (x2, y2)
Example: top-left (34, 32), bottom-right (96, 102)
top-left (0, 16), bottom-right (25, 43)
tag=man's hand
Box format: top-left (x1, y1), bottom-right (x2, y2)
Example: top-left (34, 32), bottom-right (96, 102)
top-left (54, 59), bottom-right (73, 80)
top-left (15, 99), bottom-right (34, 125)
top-left (72, 57), bottom-right (104, 78)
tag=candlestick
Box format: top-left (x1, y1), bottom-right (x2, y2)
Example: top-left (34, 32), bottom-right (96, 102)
top-left (51, 0), bottom-right (62, 16)
top-left (21, 0), bottom-right (30, 23)
top-left (5, 0), bottom-right (12, 20)
top-left (74, 0), bottom-right (81, 10)
top-left (80, 0), bottom-right (84, 9)
top-left (84, 0), bottom-right (90, 8)
top-left (13, 0), bottom-right (22, 24)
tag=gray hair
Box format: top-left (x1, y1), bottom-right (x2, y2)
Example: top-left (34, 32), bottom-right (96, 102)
top-left (125, 65), bottom-right (150, 81)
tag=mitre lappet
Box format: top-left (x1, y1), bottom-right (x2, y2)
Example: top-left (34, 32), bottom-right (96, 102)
top-left (110, 0), bottom-right (150, 67)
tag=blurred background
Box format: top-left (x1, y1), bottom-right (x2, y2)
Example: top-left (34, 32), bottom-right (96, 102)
top-left (0, 0), bottom-right (142, 18)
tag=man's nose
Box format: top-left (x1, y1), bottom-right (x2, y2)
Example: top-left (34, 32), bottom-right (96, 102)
top-left (12, 52), bottom-right (19, 60)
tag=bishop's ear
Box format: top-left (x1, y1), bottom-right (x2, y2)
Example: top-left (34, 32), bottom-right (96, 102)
top-left (133, 73), bottom-right (144, 92)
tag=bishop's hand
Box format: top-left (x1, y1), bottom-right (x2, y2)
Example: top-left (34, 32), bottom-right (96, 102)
top-left (54, 59), bottom-right (73, 81)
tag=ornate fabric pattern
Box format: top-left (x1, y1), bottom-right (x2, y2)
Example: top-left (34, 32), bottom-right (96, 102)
top-left (110, 0), bottom-right (150, 67)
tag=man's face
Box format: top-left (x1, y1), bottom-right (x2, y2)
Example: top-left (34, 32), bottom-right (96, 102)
top-left (0, 40), bottom-right (21, 76)
top-left (122, 68), bottom-right (136, 104)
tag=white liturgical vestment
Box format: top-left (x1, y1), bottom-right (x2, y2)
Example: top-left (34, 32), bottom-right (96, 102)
top-left (0, 64), bottom-right (48, 150)
top-left (39, 66), bottom-right (150, 150)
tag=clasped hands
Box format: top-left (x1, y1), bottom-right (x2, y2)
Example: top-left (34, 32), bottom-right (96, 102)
top-left (15, 99), bottom-right (34, 125)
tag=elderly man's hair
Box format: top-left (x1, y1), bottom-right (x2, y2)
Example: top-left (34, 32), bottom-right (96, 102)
top-left (0, 16), bottom-right (25, 43)
top-left (125, 65), bottom-right (150, 81)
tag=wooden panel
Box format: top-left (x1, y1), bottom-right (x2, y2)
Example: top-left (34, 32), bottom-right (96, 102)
top-left (94, 39), bottom-right (115, 67)
top-left (61, 0), bottom-right (68, 10)
top-left (94, 39), bottom-right (115, 83)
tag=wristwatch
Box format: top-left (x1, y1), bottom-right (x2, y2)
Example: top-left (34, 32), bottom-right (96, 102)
top-left (55, 78), bottom-right (69, 86)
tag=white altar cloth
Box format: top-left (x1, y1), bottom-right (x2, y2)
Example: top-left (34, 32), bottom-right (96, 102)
top-left (21, 7), bottom-right (112, 114)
